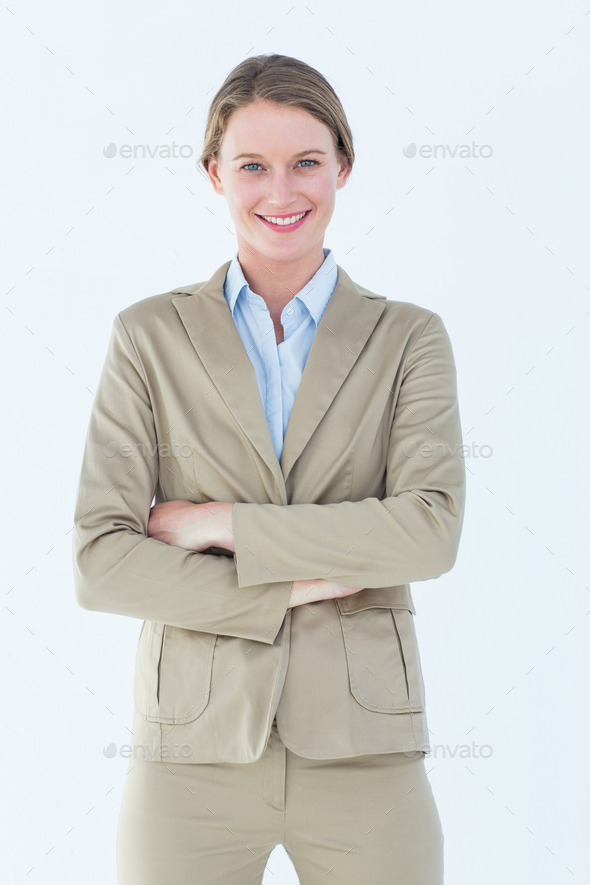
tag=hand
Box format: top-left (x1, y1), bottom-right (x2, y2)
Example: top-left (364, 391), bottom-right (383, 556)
top-left (147, 500), bottom-right (235, 552)
top-left (287, 578), bottom-right (364, 609)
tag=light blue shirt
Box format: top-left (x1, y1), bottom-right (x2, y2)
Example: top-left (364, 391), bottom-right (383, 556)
top-left (223, 247), bottom-right (338, 462)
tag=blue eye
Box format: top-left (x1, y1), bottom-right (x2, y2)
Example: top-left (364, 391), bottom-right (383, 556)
top-left (241, 159), bottom-right (319, 172)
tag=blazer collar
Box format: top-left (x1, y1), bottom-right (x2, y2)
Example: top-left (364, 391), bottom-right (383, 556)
top-left (171, 260), bottom-right (387, 500)
top-left (224, 246), bottom-right (336, 326)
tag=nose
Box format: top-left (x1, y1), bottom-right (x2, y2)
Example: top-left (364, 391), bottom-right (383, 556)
top-left (265, 172), bottom-right (298, 210)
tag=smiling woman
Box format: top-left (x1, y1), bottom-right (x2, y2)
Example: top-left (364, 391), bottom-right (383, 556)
top-left (73, 52), bottom-right (465, 885)
top-left (200, 95), bottom-right (352, 310)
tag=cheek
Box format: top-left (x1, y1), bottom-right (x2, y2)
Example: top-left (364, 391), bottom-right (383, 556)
top-left (306, 179), bottom-right (335, 207)
top-left (227, 179), bottom-right (259, 208)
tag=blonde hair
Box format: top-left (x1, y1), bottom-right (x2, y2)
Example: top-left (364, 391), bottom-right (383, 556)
top-left (197, 54), bottom-right (354, 180)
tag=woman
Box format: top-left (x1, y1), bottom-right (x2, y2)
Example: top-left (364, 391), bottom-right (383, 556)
top-left (73, 53), bottom-right (466, 884)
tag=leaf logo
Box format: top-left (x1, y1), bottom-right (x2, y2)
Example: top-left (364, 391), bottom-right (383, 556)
top-left (403, 143), bottom-right (417, 158)
top-left (403, 441), bottom-right (418, 457)
top-left (103, 142), bottom-right (117, 158)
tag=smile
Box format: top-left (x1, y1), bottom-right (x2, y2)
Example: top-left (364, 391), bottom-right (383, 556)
top-left (255, 210), bottom-right (311, 231)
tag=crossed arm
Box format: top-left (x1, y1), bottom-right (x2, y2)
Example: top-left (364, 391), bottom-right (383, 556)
top-left (73, 310), bottom-right (465, 644)
top-left (146, 499), bottom-right (362, 608)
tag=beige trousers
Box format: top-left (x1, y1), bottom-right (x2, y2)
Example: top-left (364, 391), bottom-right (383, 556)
top-left (116, 720), bottom-right (444, 884)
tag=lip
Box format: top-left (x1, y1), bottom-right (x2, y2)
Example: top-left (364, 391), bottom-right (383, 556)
top-left (255, 210), bottom-right (311, 232)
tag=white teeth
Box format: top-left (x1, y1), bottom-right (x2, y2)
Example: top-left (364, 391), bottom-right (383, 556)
top-left (261, 211), bottom-right (307, 225)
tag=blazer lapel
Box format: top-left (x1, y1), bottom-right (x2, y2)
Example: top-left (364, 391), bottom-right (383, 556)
top-left (279, 265), bottom-right (387, 482)
top-left (171, 260), bottom-right (387, 496)
top-left (171, 261), bottom-right (285, 501)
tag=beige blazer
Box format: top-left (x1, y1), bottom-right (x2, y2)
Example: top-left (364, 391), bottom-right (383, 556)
top-left (72, 259), bottom-right (466, 764)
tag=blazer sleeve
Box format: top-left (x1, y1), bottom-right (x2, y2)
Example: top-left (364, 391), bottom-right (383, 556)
top-left (232, 311), bottom-right (466, 589)
top-left (72, 313), bottom-right (292, 645)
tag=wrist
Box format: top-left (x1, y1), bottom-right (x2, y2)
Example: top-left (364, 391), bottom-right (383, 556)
top-left (211, 501), bottom-right (235, 552)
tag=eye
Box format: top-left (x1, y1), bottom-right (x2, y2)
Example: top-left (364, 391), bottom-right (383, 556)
top-left (240, 159), bottom-right (320, 172)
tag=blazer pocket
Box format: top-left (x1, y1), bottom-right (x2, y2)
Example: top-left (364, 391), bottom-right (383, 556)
top-left (336, 602), bottom-right (425, 713)
top-left (133, 622), bottom-right (216, 724)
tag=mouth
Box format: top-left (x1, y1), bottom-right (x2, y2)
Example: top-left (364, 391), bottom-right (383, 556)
top-left (255, 209), bottom-right (312, 232)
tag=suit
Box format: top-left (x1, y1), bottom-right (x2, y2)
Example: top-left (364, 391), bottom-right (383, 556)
top-left (72, 258), bottom-right (466, 764)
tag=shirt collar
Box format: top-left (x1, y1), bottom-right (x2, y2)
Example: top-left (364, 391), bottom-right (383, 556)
top-left (223, 247), bottom-right (337, 326)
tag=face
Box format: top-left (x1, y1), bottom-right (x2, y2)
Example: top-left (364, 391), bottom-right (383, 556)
top-left (207, 100), bottom-right (350, 265)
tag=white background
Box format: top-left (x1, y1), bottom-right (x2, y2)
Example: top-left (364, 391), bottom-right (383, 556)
top-left (1, 1), bottom-right (589, 882)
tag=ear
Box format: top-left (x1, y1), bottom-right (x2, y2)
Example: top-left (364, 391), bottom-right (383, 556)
top-left (336, 156), bottom-right (351, 189)
top-left (207, 158), bottom-right (225, 195)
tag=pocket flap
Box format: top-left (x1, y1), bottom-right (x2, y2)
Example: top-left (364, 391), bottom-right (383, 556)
top-left (335, 584), bottom-right (416, 615)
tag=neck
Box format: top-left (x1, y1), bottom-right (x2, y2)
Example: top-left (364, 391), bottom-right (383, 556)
top-left (236, 245), bottom-right (326, 316)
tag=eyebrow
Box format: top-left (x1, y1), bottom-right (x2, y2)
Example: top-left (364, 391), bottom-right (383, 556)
top-left (231, 149), bottom-right (327, 161)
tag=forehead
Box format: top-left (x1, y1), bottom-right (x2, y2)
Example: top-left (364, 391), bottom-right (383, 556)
top-left (222, 102), bottom-right (331, 156)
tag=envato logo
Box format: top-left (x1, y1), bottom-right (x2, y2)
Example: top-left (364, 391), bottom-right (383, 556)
top-left (403, 441), bottom-right (492, 458)
top-left (430, 742), bottom-right (493, 758)
top-left (103, 741), bottom-right (194, 760)
top-left (403, 142), bottom-right (493, 159)
top-left (403, 742), bottom-right (493, 758)
top-left (103, 441), bottom-right (192, 458)
top-left (103, 142), bottom-right (195, 159)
